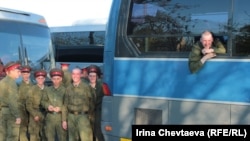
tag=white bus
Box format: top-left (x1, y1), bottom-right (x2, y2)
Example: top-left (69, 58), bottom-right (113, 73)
top-left (50, 24), bottom-right (106, 71)
top-left (0, 7), bottom-right (55, 82)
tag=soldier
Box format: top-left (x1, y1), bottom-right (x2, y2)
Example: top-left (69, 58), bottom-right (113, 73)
top-left (81, 67), bottom-right (88, 82)
top-left (18, 65), bottom-right (34, 141)
top-left (0, 102), bottom-right (3, 141)
top-left (0, 59), bottom-right (6, 80)
top-left (87, 65), bottom-right (111, 141)
top-left (188, 30), bottom-right (226, 73)
top-left (41, 68), bottom-right (67, 141)
top-left (60, 63), bottom-right (72, 87)
top-left (26, 69), bottom-right (48, 141)
top-left (62, 68), bottom-right (94, 141)
top-left (0, 61), bottom-right (22, 141)
top-left (0, 59), bottom-right (5, 141)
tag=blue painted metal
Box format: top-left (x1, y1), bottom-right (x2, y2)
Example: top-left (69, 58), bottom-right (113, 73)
top-left (113, 58), bottom-right (250, 104)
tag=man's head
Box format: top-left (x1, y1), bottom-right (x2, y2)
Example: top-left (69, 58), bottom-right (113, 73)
top-left (87, 65), bottom-right (101, 78)
top-left (50, 68), bottom-right (63, 87)
top-left (71, 68), bottom-right (82, 84)
top-left (34, 69), bottom-right (47, 85)
top-left (21, 65), bottom-right (32, 82)
top-left (60, 63), bottom-right (70, 71)
top-left (4, 61), bottom-right (21, 79)
top-left (87, 65), bottom-right (99, 83)
top-left (200, 30), bottom-right (214, 49)
top-left (81, 67), bottom-right (88, 78)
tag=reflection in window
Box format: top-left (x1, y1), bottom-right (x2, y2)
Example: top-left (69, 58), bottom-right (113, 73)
top-left (23, 35), bottom-right (50, 68)
top-left (127, 0), bottom-right (230, 54)
top-left (51, 31), bottom-right (105, 46)
top-left (0, 32), bottom-right (20, 64)
top-left (233, 0), bottom-right (250, 56)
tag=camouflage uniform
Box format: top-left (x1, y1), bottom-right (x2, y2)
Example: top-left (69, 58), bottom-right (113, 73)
top-left (62, 69), bottom-right (72, 87)
top-left (0, 103), bottom-right (4, 141)
top-left (87, 65), bottom-right (106, 141)
top-left (62, 81), bottom-right (94, 141)
top-left (61, 63), bottom-right (72, 87)
top-left (18, 65), bottom-right (34, 141)
top-left (90, 80), bottom-right (105, 141)
top-left (188, 38), bottom-right (226, 73)
top-left (41, 68), bottom-right (67, 141)
top-left (18, 80), bottom-right (34, 141)
top-left (0, 60), bottom-right (5, 141)
top-left (26, 69), bottom-right (47, 141)
top-left (26, 84), bottom-right (47, 141)
top-left (0, 76), bottom-right (21, 141)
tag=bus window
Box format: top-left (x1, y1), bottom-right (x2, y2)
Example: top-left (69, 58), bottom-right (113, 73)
top-left (51, 30), bottom-right (105, 46)
top-left (50, 25), bottom-right (105, 70)
top-left (126, 0), bottom-right (230, 56)
top-left (0, 7), bottom-right (55, 82)
top-left (233, 0), bottom-right (250, 56)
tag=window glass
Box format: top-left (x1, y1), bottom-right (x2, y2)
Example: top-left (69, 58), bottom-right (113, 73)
top-left (0, 32), bottom-right (20, 64)
top-left (51, 31), bottom-right (105, 46)
top-left (0, 22), bottom-right (21, 64)
top-left (127, 0), bottom-right (230, 54)
top-left (233, 0), bottom-right (250, 56)
top-left (20, 24), bottom-right (51, 70)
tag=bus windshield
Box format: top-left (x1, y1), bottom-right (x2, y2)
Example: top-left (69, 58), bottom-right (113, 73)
top-left (0, 7), bottom-right (55, 82)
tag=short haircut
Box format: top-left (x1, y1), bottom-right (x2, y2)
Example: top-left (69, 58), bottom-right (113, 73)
top-left (200, 30), bottom-right (213, 41)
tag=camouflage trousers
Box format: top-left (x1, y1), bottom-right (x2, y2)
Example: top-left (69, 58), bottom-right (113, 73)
top-left (28, 115), bottom-right (45, 141)
top-left (1, 112), bottom-right (20, 141)
top-left (44, 113), bottom-right (67, 141)
top-left (67, 113), bottom-right (93, 141)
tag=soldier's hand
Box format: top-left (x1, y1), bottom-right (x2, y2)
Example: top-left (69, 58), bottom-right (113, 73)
top-left (204, 53), bottom-right (216, 60)
top-left (15, 118), bottom-right (21, 125)
top-left (48, 105), bottom-right (54, 111)
top-left (202, 48), bottom-right (214, 55)
top-left (54, 107), bottom-right (61, 112)
top-left (201, 53), bottom-right (216, 64)
top-left (34, 116), bottom-right (40, 122)
top-left (62, 121), bottom-right (67, 130)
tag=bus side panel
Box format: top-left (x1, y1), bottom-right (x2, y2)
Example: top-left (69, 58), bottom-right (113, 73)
top-left (102, 0), bottom-right (120, 92)
top-left (101, 0), bottom-right (122, 140)
top-left (113, 58), bottom-right (250, 104)
top-left (102, 96), bottom-right (170, 140)
top-left (168, 100), bottom-right (231, 124)
top-left (102, 96), bottom-right (250, 140)
top-left (231, 105), bottom-right (250, 124)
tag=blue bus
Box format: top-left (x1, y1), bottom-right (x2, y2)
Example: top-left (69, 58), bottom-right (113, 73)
top-left (101, 0), bottom-right (250, 141)
top-left (0, 7), bottom-right (55, 82)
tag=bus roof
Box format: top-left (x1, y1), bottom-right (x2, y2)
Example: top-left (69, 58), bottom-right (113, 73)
top-left (0, 7), bottom-right (48, 26)
top-left (50, 24), bottom-right (106, 33)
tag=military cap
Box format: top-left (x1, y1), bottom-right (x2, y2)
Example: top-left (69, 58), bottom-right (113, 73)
top-left (87, 65), bottom-right (101, 74)
top-left (60, 63), bottom-right (70, 67)
top-left (34, 69), bottom-right (47, 78)
top-left (50, 68), bottom-right (64, 77)
top-left (21, 65), bottom-right (32, 73)
top-left (4, 61), bottom-right (21, 72)
top-left (82, 67), bottom-right (88, 73)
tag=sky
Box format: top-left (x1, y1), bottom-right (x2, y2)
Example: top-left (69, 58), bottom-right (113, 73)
top-left (0, 0), bottom-right (113, 27)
